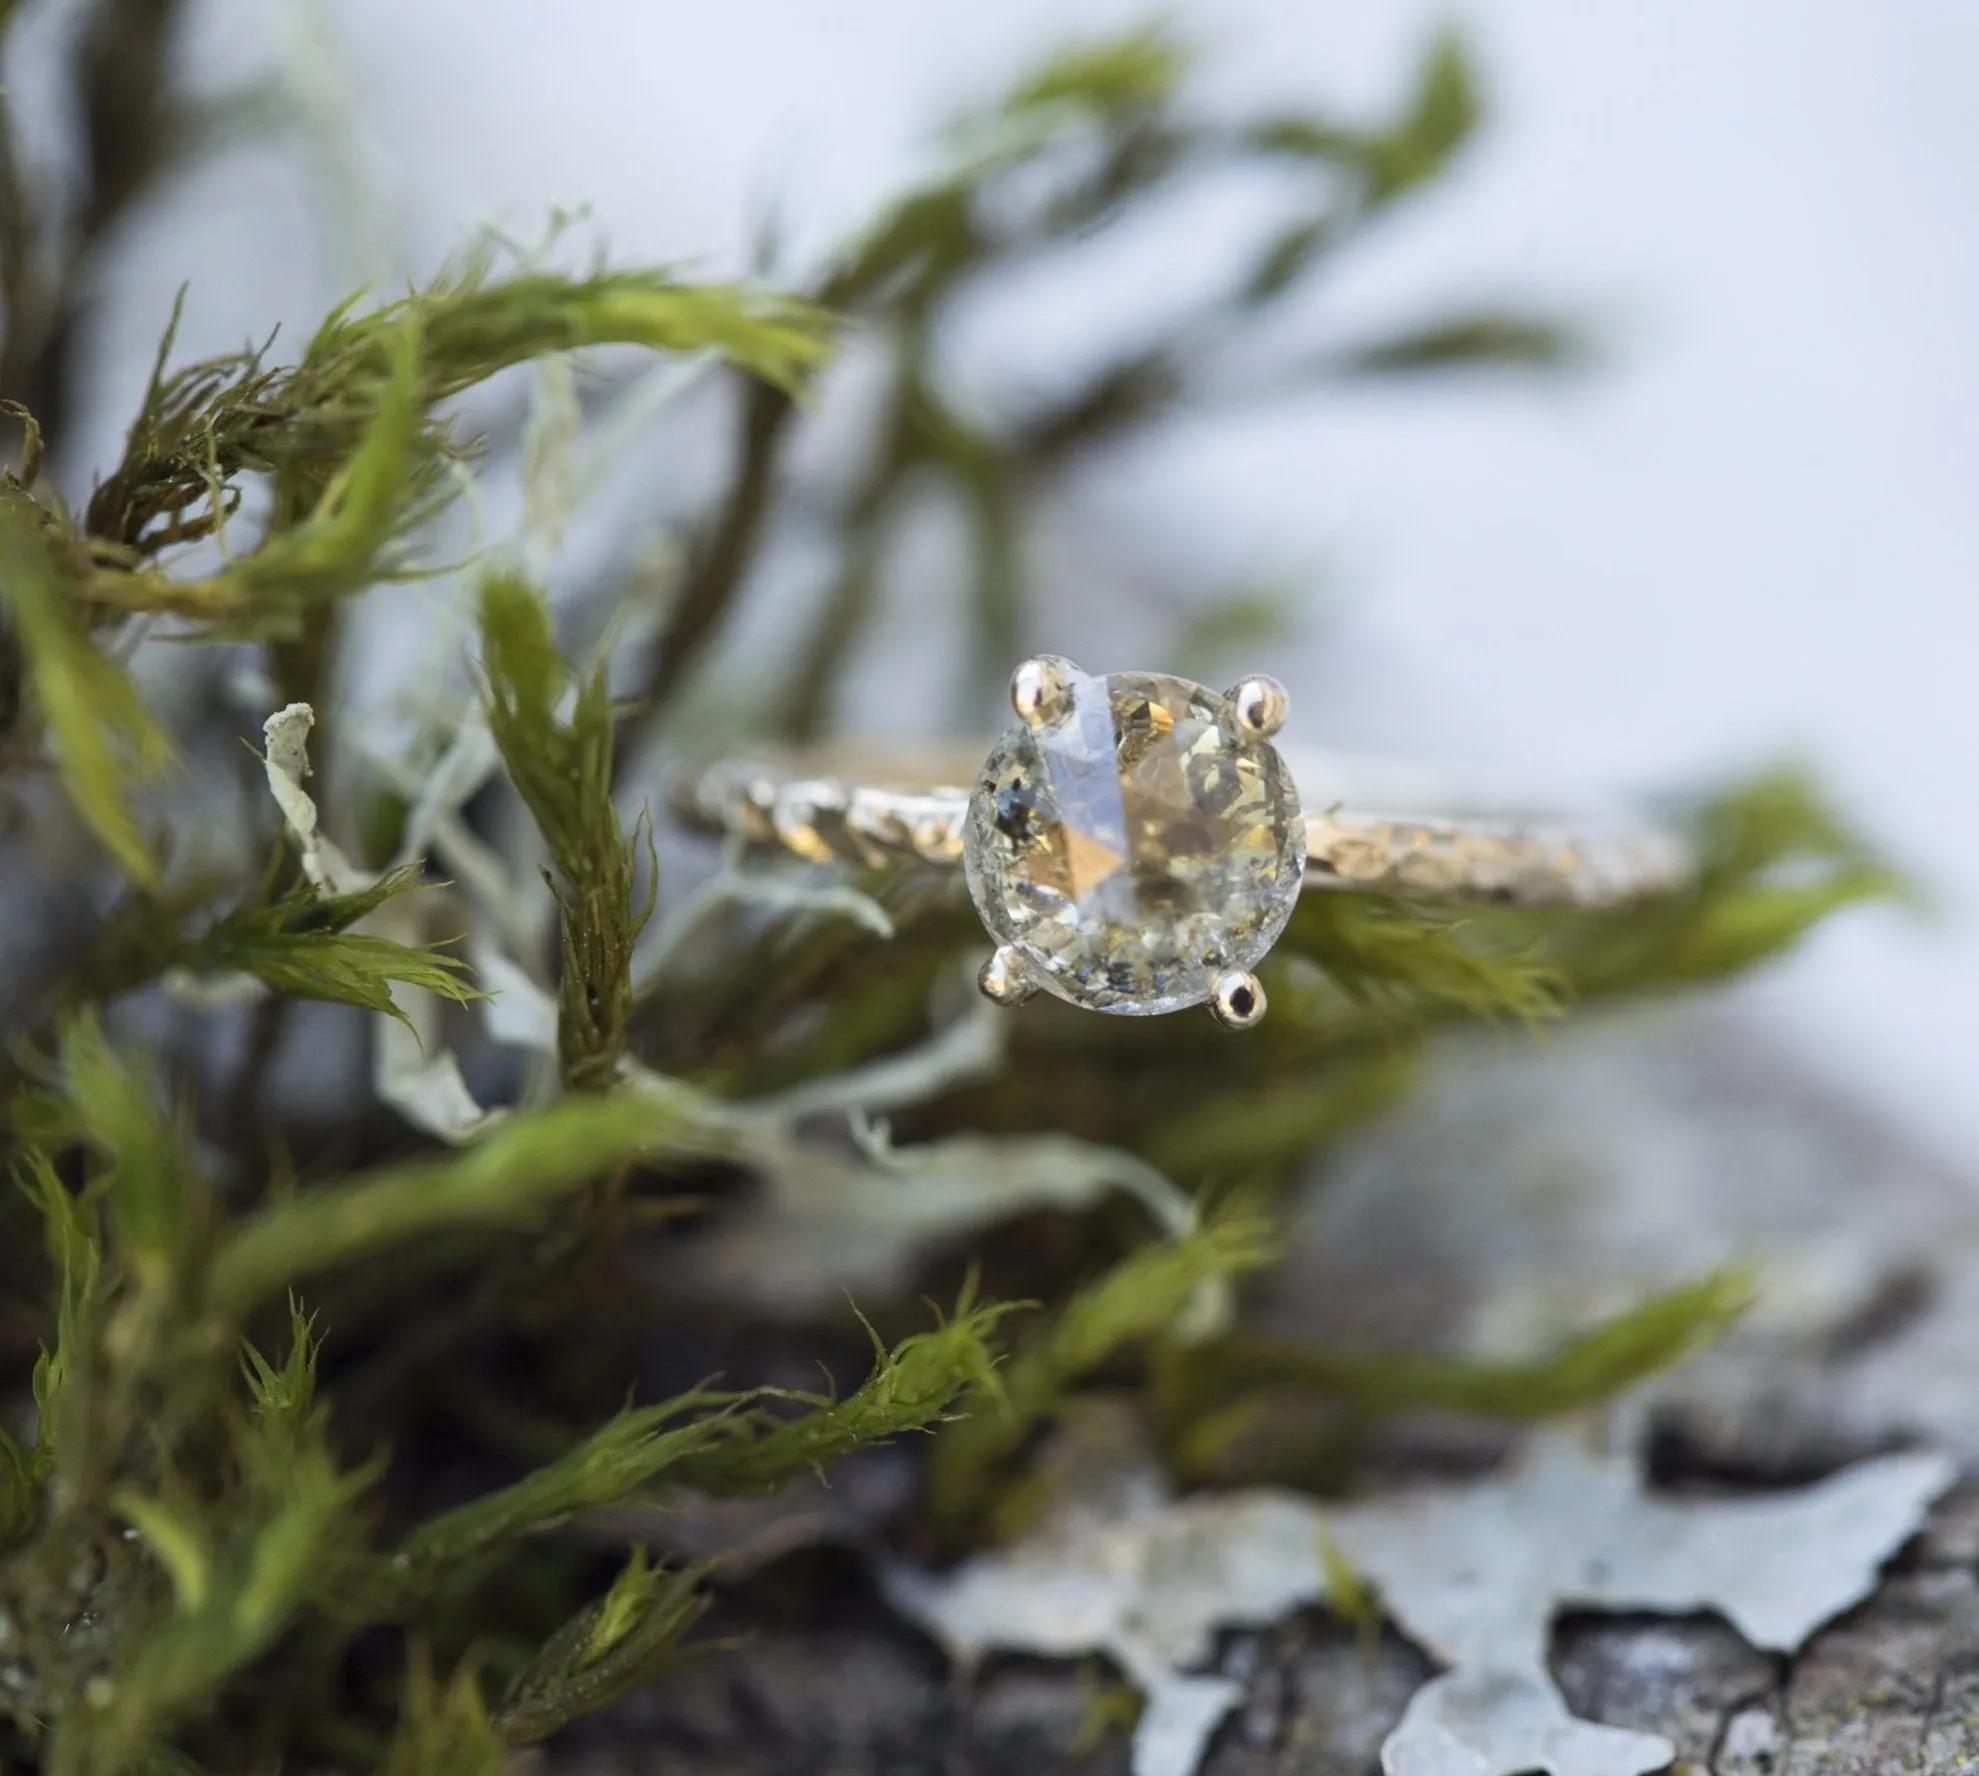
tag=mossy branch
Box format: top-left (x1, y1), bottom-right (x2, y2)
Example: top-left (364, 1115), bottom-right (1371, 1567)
top-left (669, 1298), bottom-right (1017, 1496)
top-left (209, 1090), bottom-right (706, 1317)
top-left (69, 1447), bottom-right (372, 1776)
top-left (1280, 895), bottom-right (1566, 1026)
top-left (56, 1013), bottom-right (207, 1300)
top-left (395, 1294), bottom-right (1010, 1582)
top-left (194, 864), bottom-right (480, 1028)
top-left (923, 1209), bottom-right (1276, 1541)
top-left (391, 1387), bottom-right (744, 1580)
top-left (1557, 769), bottom-right (1903, 994)
top-left (0, 494), bottom-right (174, 883)
top-left (481, 569), bottom-right (650, 1091)
top-left (63, 860), bottom-right (480, 1049)
top-left (492, 1547), bottom-right (711, 1744)
top-left (22, 1294), bottom-right (378, 1776)
top-left (377, 1650), bottom-right (507, 1776)
top-left (1156, 1268), bottom-right (1755, 1488)
top-left (83, 269), bottom-right (832, 627)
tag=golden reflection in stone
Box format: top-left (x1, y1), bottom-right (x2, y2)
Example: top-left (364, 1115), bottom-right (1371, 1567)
top-left (963, 668), bottom-right (1305, 1015)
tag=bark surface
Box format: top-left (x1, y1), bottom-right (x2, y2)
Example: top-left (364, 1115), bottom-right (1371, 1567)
top-left (554, 1008), bottom-right (1979, 1776)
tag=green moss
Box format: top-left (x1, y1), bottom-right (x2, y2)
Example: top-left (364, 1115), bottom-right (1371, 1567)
top-left (377, 1651), bottom-right (507, 1776)
top-left (78, 271), bottom-right (830, 635)
top-left (480, 569), bottom-right (649, 1092)
top-left (923, 1207), bottom-right (1278, 1542)
top-left (208, 1092), bottom-right (709, 1316)
top-left (492, 1547), bottom-right (710, 1744)
top-left (1157, 1267), bottom-right (1758, 1486)
top-left (0, 14), bottom-right (1900, 1774)
top-left (0, 499), bottom-right (173, 883)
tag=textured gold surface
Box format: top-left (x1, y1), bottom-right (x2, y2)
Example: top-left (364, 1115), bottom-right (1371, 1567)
top-left (678, 755), bottom-right (1693, 910)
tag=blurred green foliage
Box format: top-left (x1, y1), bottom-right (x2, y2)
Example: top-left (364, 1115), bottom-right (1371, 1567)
top-left (0, 10), bottom-right (1899, 1775)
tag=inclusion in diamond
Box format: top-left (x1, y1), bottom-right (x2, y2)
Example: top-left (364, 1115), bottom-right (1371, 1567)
top-left (962, 664), bottom-right (1305, 1015)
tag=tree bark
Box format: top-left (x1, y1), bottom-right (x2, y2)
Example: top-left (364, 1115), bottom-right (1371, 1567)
top-left (550, 1006), bottom-right (1979, 1776)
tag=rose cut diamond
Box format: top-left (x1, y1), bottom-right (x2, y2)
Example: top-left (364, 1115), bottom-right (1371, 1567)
top-left (962, 667), bottom-right (1305, 1014)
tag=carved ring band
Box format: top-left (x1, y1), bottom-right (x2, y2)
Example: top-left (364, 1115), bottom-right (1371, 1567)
top-left (679, 658), bottom-right (1692, 1027)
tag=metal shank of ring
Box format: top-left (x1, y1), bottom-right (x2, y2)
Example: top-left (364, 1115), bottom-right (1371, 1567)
top-left (677, 759), bottom-right (1693, 910)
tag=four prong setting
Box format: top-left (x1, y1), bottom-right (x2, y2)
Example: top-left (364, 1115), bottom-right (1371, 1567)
top-left (1009, 654), bottom-right (1077, 728)
top-left (965, 661), bottom-right (1304, 1024)
top-left (1226, 674), bottom-right (1289, 743)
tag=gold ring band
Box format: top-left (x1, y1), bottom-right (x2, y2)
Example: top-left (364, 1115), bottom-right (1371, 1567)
top-left (677, 749), bottom-right (1692, 911)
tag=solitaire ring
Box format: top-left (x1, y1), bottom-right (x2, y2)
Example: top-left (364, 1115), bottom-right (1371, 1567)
top-left (680, 657), bottom-right (1694, 1027)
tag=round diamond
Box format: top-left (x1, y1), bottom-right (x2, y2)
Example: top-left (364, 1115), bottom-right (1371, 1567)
top-left (963, 669), bottom-right (1305, 1014)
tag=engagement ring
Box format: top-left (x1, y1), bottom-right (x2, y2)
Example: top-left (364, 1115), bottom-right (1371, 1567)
top-left (681, 658), bottom-right (1693, 1027)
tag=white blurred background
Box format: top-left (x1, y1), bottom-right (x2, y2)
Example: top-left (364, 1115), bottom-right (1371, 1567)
top-left (44, 1), bottom-right (1979, 1166)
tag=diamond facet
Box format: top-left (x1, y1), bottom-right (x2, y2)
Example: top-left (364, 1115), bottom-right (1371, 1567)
top-left (963, 668), bottom-right (1306, 1015)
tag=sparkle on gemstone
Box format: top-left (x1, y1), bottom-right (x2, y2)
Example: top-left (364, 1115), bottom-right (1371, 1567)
top-left (963, 669), bottom-right (1306, 1014)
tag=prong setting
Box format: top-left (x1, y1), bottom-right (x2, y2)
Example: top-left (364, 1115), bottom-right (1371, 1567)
top-left (1207, 967), bottom-right (1267, 1030)
top-left (965, 668), bottom-right (1304, 1017)
top-left (1010, 655), bottom-right (1078, 728)
top-left (978, 945), bottom-right (1039, 1007)
top-left (1226, 675), bottom-right (1289, 743)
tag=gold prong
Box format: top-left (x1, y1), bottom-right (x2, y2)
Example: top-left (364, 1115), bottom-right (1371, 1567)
top-left (978, 945), bottom-right (1038, 1007)
top-left (1207, 967), bottom-right (1266, 1029)
top-left (1010, 655), bottom-right (1078, 728)
top-left (1226, 675), bottom-right (1288, 742)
